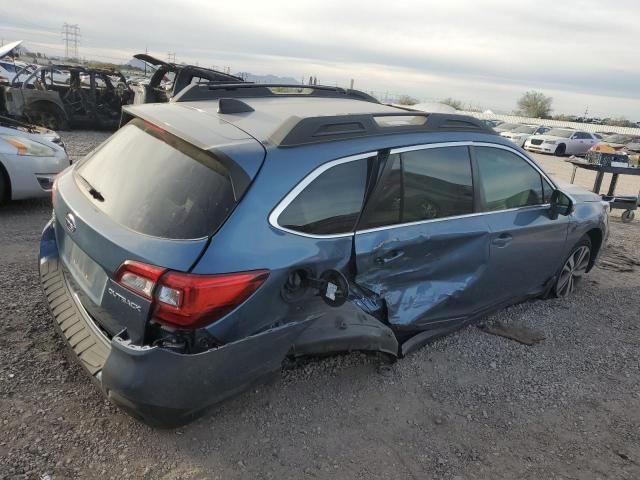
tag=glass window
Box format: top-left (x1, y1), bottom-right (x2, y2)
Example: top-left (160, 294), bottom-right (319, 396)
top-left (359, 146), bottom-right (473, 229)
top-left (278, 159), bottom-right (367, 235)
top-left (475, 147), bottom-right (544, 211)
top-left (402, 146), bottom-right (474, 221)
top-left (542, 177), bottom-right (555, 203)
top-left (359, 154), bottom-right (402, 229)
top-left (76, 118), bottom-right (235, 240)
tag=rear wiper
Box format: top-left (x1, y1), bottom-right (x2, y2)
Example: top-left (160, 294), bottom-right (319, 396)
top-left (77, 174), bottom-right (105, 202)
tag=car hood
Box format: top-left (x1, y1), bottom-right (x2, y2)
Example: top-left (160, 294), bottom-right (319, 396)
top-left (557, 182), bottom-right (602, 202)
top-left (530, 134), bottom-right (568, 142)
top-left (133, 53), bottom-right (168, 66)
top-left (0, 40), bottom-right (22, 59)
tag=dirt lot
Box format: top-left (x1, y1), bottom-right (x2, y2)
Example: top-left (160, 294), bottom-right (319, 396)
top-left (1, 132), bottom-right (639, 480)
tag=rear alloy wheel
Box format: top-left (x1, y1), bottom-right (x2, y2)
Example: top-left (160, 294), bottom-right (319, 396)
top-left (554, 144), bottom-right (566, 156)
top-left (554, 239), bottom-right (591, 298)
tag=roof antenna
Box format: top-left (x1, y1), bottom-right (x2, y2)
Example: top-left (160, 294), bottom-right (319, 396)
top-left (217, 98), bottom-right (254, 114)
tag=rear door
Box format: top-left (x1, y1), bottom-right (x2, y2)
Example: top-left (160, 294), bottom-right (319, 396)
top-left (353, 143), bottom-right (493, 329)
top-left (472, 144), bottom-right (569, 301)
top-left (53, 117), bottom-right (263, 342)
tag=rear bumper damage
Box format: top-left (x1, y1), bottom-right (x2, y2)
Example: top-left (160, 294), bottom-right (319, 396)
top-left (39, 220), bottom-right (398, 426)
top-left (39, 220), bottom-right (298, 425)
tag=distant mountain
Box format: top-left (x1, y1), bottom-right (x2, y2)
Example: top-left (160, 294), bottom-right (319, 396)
top-left (235, 72), bottom-right (300, 84)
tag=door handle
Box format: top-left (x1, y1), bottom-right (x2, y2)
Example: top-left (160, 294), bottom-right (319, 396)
top-left (375, 250), bottom-right (405, 265)
top-left (492, 233), bottom-right (513, 248)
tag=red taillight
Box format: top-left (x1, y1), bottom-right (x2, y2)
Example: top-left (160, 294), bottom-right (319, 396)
top-left (115, 260), bottom-right (167, 300)
top-left (153, 270), bottom-right (270, 328)
top-left (114, 261), bottom-right (269, 329)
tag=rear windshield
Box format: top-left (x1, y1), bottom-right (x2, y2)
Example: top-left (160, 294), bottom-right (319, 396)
top-left (75, 118), bottom-right (235, 239)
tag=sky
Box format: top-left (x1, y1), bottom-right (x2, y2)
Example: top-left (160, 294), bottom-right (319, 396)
top-left (2, 0), bottom-right (639, 119)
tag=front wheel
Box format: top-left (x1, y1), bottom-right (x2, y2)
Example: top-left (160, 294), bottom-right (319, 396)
top-left (554, 144), bottom-right (566, 156)
top-left (554, 237), bottom-right (591, 298)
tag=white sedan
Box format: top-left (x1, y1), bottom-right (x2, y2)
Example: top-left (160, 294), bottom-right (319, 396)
top-left (524, 128), bottom-right (599, 156)
top-left (0, 120), bottom-right (69, 204)
top-left (500, 124), bottom-right (550, 147)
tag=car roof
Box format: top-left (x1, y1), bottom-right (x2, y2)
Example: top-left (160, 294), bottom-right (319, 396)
top-left (125, 93), bottom-right (493, 148)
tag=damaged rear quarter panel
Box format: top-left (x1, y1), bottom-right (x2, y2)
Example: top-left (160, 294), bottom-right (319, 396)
top-left (354, 215), bottom-right (492, 328)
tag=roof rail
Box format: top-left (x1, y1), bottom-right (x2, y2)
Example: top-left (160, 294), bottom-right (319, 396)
top-left (270, 112), bottom-right (494, 148)
top-left (173, 83), bottom-right (380, 104)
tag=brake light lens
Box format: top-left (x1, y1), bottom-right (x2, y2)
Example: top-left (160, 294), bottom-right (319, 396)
top-left (115, 260), bottom-right (167, 300)
top-left (153, 270), bottom-right (270, 328)
top-left (114, 261), bottom-right (269, 329)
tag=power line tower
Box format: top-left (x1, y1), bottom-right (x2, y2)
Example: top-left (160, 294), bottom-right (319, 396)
top-left (167, 52), bottom-right (176, 63)
top-left (61, 23), bottom-right (80, 60)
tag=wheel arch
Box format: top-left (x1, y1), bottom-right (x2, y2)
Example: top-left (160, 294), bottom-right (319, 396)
top-left (0, 159), bottom-right (12, 203)
top-left (585, 227), bottom-right (603, 272)
top-left (24, 100), bottom-right (69, 127)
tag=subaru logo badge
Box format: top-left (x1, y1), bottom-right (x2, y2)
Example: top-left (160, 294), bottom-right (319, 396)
top-left (65, 213), bottom-right (77, 233)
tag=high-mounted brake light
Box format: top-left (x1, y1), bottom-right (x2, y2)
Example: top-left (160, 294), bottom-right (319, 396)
top-left (153, 270), bottom-right (270, 328)
top-left (114, 261), bottom-right (269, 329)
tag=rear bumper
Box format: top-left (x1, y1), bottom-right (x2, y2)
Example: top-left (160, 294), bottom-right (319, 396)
top-left (39, 220), bottom-right (303, 426)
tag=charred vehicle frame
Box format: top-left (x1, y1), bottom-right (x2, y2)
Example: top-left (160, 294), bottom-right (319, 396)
top-left (3, 64), bottom-right (132, 130)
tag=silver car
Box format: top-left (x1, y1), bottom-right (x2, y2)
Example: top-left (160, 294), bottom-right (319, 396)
top-left (0, 118), bottom-right (69, 203)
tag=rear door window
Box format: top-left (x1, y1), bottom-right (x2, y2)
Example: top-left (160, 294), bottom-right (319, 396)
top-left (475, 147), bottom-right (545, 211)
top-left (359, 146), bottom-right (474, 229)
top-left (75, 118), bottom-right (235, 239)
top-left (277, 159), bottom-right (367, 235)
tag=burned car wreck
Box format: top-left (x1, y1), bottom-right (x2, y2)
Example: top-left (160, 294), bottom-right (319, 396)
top-left (130, 53), bottom-right (245, 104)
top-left (40, 84), bottom-right (609, 426)
top-left (3, 65), bottom-right (132, 129)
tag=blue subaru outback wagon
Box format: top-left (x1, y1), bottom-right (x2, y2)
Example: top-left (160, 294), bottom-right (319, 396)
top-left (39, 84), bottom-right (608, 426)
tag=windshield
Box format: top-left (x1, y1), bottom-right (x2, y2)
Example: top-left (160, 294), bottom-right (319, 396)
top-left (546, 129), bottom-right (574, 138)
top-left (75, 118), bottom-right (236, 239)
top-left (603, 134), bottom-right (635, 144)
top-left (511, 125), bottom-right (537, 134)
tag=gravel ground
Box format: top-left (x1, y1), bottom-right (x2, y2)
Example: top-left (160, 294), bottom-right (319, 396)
top-left (1, 131), bottom-right (639, 479)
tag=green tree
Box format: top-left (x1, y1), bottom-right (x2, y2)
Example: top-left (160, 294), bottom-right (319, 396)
top-left (516, 91), bottom-right (552, 118)
top-left (441, 97), bottom-right (464, 110)
top-left (397, 95), bottom-right (418, 105)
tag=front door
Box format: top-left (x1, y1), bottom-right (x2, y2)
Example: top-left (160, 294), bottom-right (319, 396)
top-left (354, 144), bottom-right (493, 329)
top-left (472, 145), bottom-right (570, 302)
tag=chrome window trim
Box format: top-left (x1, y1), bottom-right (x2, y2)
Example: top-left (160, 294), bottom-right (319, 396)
top-left (356, 204), bottom-right (551, 235)
top-left (269, 141), bottom-right (557, 239)
top-left (267, 151), bottom-right (377, 239)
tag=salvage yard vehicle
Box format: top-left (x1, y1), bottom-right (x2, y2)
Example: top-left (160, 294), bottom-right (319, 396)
top-left (524, 128), bottom-right (599, 156)
top-left (2, 64), bottom-right (132, 130)
top-left (590, 133), bottom-right (640, 152)
top-left (500, 124), bottom-right (550, 147)
top-left (130, 53), bottom-right (245, 104)
top-left (0, 116), bottom-right (69, 204)
top-left (39, 84), bottom-right (609, 426)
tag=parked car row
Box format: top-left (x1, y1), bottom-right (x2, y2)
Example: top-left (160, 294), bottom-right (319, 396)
top-left (489, 120), bottom-right (603, 156)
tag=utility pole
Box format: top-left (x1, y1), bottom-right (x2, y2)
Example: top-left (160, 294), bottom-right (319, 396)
top-left (62, 23), bottom-right (80, 60)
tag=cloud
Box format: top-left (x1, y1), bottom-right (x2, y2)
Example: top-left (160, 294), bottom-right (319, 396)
top-left (1, 0), bottom-right (639, 118)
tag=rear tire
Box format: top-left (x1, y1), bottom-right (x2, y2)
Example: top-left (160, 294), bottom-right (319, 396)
top-left (553, 236), bottom-right (591, 298)
top-left (554, 144), bottom-right (566, 156)
top-left (27, 103), bottom-right (67, 130)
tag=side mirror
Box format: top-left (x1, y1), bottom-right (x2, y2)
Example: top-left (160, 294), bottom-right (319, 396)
top-left (549, 190), bottom-right (574, 220)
